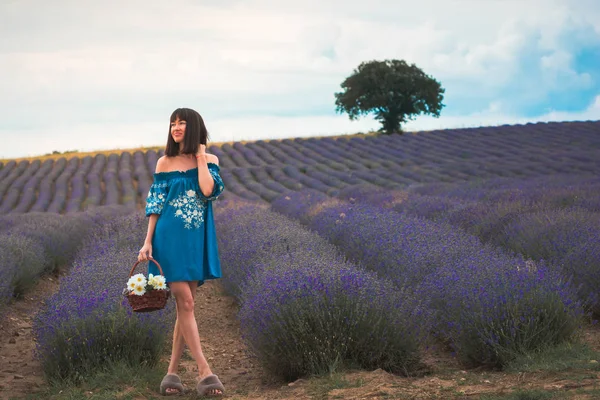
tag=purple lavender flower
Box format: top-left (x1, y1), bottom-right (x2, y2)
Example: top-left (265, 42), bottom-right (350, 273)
top-left (215, 201), bottom-right (429, 380)
top-left (33, 211), bottom-right (175, 381)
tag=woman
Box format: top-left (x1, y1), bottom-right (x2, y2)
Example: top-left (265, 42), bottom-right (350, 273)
top-left (138, 107), bottom-right (225, 396)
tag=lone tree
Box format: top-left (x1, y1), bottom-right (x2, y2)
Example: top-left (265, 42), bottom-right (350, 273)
top-left (335, 59), bottom-right (445, 134)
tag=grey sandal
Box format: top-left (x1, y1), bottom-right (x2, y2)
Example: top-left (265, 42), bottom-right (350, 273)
top-left (196, 374), bottom-right (225, 397)
top-left (160, 373), bottom-right (185, 396)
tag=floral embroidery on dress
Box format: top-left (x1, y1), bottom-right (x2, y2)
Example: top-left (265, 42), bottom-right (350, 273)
top-left (169, 189), bottom-right (206, 229)
top-left (145, 182), bottom-right (168, 215)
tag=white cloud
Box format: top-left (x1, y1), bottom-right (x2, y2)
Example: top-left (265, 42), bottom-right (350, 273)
top-left (404, 94), bottom-right (600, 131)
top-left (536, 94), bottom-right (600, 121)
top-left (540, 51), bottom-right (593, 90)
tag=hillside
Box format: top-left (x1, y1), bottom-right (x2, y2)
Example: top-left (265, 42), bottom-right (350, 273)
top-left (0, 120), bottom-right (599, 215)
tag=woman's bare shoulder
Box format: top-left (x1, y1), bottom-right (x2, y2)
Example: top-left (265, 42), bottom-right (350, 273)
top-left (155, 156), bottom-right (170, 173)
top-left (205, 153), bottom-right (219, 166)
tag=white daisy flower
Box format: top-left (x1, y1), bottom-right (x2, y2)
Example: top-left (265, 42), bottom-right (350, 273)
top-left (131, 273), bottom-right (147, 286)
top-left (133, 283), bottom-right (146, 296)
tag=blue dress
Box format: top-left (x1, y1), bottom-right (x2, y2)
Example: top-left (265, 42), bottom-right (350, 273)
top-left (144, 163), bottom-right (225, 285)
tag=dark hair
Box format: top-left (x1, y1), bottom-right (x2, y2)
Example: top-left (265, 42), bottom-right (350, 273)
top-left (165, 108), bottom-right (210, 157)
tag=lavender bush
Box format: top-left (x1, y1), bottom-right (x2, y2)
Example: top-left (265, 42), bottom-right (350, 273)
top-left (498, 208), bottom-right (600, 314)
top-left (0, 232), bottom-right (48, 297)
top-left (273, 193), bottom-right (494, 289)
top-left (336, 183), bottom-right (401, 206)
top-left (47, 157), bottom-right (79, 214)
top-left (439, 200), bottom-right (545, 245)
top-left (270, 189), bottom-right (331, 226)
top-left (33, 212), bottom-right (175, 382)
top-left (65, 156), bottom-right (93, 213)
top-left (0, 214), bottom-right (19, 232)
top-left (215, 203), bottom-right (429, 380)
top-left (561, 241), bottom-right (600, 315)
top-left (0, 209), bottom-right (117, 301)
top-left (0, 211), bottom-right (93, 274)
top-left (392, 194), bottom-right (471, 222)
top-left (411, 174), bottom-right (600, 212)
top-left (0, 160), bottom-right (39, 214)
top-left (271, 193), bottom-right (586, 368)
top-left (239, 264), bottom-right (425, 380)
top-left (336, 184), bottom-right (472, 223)
top-left (344, 181), bottom-right (600, 320)
top-left (498, 208), bottom-right (600, 262)
top-left (30, 157), bottom-right (67, 213)
top-left (420, 256), bottom-right (583, 368)
top-left (12, 159), bottom-right (52, 214)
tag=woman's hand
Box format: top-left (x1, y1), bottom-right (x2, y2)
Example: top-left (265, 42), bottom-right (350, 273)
top-left (138, 242), bottom-right (153, 261)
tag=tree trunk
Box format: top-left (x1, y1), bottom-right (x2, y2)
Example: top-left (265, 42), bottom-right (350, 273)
top-left (379, 112), bottom-right (402, 134)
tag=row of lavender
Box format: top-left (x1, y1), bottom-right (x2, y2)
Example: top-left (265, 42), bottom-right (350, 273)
top-left (1, 155), bottom-right (595, 214)
top-left (1, 121), bottom-right (599, 213)
top-left (12, 196), bottom-right (424, 382)
top-left (28, 207), bottom-right (175, 381)
top-left (213, 197), bottom-right (429, 379)
top-left (389, 174), bottom-right (600, 314)
top-left (270, 188), bottom-right (588, 369)
top-left (13, 195), bottom-right (592, 386)
top-left (209, 120), bottom-right (600, 169)
top-left (0, 152), bottom-right (150, 214)
top-left (347, 173), bottom-right (600, 315)
top-left (0, 212), bottom-right (91, 311)
top-left (0, 206), bottom-right (134, 319)
top-left (1, 121), bottom-right (595, 174)
top-left (8, 175), bottom-right (598, 383)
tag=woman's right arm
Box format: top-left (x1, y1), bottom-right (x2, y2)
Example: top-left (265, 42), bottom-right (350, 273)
top-left (139, 156), bottom-right (167, 261)
top-left (139, 214), bottom-right (158, 261)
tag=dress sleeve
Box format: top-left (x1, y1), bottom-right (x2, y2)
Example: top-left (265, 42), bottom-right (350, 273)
top-left (199, 165), bottom-right (225, 201)
top-left (145, 181), bottom-right (168, 216)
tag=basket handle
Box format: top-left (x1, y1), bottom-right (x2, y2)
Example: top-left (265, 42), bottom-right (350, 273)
top-left (129, 257), bottom-right (164, 278)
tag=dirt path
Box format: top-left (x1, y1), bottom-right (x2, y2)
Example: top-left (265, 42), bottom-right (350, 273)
top-left (166, 280), bottom-right (277, 398)
top-left (0, 276), bottom-right (56, 398)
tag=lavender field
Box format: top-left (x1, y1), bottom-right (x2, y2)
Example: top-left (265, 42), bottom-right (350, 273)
top-left (1, 120), bottom-right (600, 389)
top-left (0, 121), bottom-right (599, 213)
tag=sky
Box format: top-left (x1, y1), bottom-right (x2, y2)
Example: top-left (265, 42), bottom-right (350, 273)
top-left (1, 0), bottom-right (600, 159)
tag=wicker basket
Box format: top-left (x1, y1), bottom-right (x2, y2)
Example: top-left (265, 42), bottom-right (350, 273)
top-left (126, 258), bottom-right (170, 313)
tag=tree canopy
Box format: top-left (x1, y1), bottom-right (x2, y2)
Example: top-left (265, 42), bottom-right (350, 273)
top-left (335, 59), bottom-right (445, 134)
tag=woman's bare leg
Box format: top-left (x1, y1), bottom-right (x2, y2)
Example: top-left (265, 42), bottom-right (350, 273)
top-left (167, 285), bottom-right (196, 375)
top-left (168, 281), bottom-right (222, 395)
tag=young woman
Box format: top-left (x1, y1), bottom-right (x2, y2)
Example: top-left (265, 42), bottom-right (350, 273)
top-left (138, 107), bottom-right (225, 396)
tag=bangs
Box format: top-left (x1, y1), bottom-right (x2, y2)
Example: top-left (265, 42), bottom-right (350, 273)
top-left (170, 108), bottom-right (195, 123)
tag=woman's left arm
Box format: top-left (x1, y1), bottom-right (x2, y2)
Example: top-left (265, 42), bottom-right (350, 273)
top-left (196, 144), bottom-right (216, 197)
